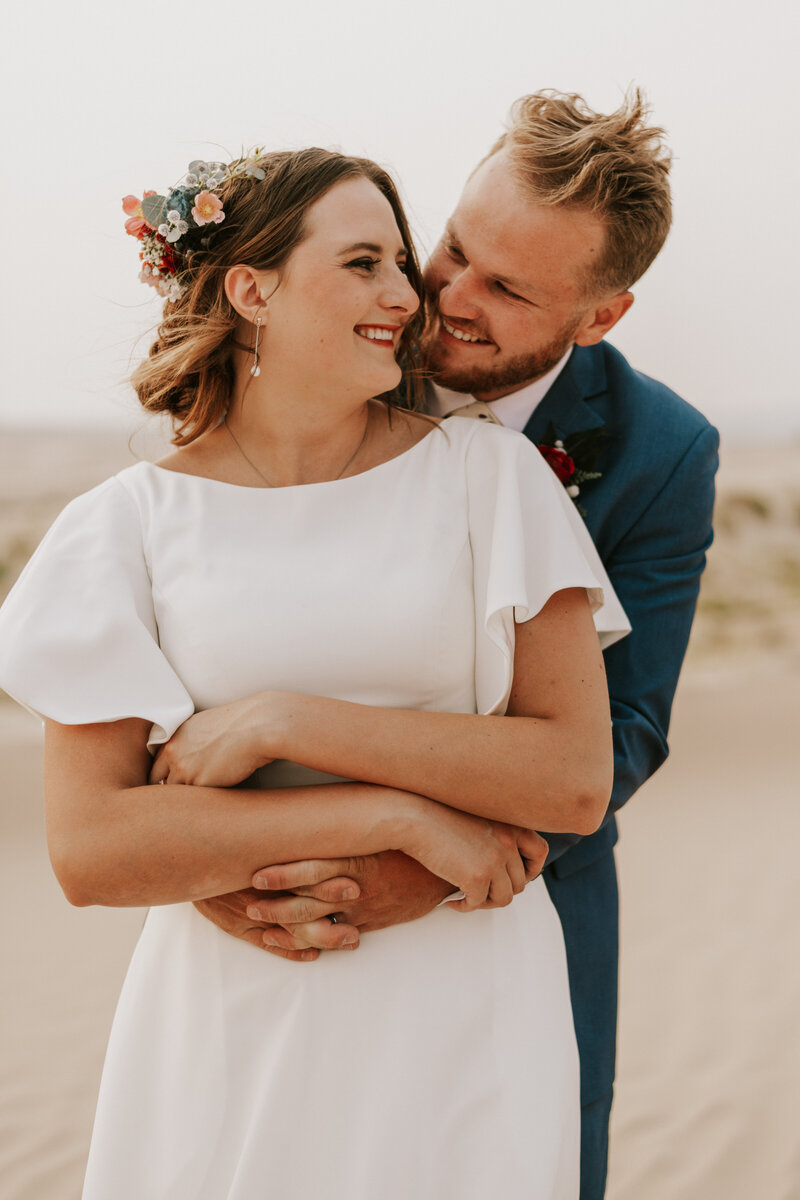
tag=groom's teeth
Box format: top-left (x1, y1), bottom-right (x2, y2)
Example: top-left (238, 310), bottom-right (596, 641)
top-left (442, 319), bottom-right (483, 343)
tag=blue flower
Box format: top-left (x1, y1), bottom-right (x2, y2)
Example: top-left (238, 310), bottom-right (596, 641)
top-left (165, 187), bottom-right (194, 221)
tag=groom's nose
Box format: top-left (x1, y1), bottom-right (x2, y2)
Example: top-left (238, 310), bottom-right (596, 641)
top-left (438, 266), bottom-right (483, 322)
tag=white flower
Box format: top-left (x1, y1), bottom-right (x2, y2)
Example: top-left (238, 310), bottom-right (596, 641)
top-left (184, 173), bottom-right (199, 187)
top-left (159, 212), bottom-right (189, 243)
top-left (566, 484), bottom-right (580, 498)
top-left (555, 439), bottom-right (565, 450)
top-left (245, 164), bottom-right (266, 180)
top-left (141, 241), bottom-right (164, 268)
top-left (166, 219), bottom-right (188, 243)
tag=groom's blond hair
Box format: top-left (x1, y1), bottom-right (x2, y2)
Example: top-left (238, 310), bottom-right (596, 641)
top-left (491, 88), bottom-right (672, 296)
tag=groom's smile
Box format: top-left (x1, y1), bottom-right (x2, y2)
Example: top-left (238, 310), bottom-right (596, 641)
top-left (438, 316), bottom-right (492, 345)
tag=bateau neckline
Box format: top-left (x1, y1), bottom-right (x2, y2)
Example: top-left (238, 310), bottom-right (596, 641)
top-left (130, 422), bottom-right (450, 492)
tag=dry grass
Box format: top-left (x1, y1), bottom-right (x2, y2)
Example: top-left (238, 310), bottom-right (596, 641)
top-left (688, 469), bottom-right (800, 666)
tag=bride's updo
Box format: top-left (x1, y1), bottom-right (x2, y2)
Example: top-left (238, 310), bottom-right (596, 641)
top-left (129, 148), bottom-right (426, 444)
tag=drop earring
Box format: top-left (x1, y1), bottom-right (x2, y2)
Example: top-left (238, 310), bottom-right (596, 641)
top-left (250, 310), bottom-right (263, 378)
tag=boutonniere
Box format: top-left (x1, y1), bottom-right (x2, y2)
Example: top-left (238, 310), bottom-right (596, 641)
top-left (537, 421), bottom-right (610, 516)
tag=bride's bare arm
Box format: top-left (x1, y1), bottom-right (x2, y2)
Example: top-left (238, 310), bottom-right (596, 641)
top-left (44, 718), bottom-right (541, 911)
top-left (154, 588), bottom-right (613, 835)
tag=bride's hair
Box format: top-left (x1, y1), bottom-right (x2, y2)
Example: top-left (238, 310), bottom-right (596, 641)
top-left (131, 147), bottom-right (426, 445)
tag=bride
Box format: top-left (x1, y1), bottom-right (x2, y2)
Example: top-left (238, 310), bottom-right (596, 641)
top-left (0, 146), bottom-right (628, 1199)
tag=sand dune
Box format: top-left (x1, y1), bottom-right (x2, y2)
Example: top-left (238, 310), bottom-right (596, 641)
top-left (1, 428), bottom-right (798, 1199)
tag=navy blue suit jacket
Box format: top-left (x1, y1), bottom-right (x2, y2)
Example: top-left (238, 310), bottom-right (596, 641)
top-left (522, 341), bottom-right (719, 1104)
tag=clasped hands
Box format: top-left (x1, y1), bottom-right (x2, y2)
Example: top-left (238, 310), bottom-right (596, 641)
top-left (150, 696), bottom-right (549, 962)
top-left (193, 852), bottom-right (461, 962)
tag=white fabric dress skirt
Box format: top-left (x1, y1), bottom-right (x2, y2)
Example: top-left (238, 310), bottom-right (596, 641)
top-left (0, 419), bottom-right (629, 1200)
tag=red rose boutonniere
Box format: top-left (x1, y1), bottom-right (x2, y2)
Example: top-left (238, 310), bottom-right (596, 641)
top-left (537, 421), bottom-right (611, 516)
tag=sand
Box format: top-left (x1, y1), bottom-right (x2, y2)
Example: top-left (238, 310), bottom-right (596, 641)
top-left (1, 428), bottom-right (798, 1199)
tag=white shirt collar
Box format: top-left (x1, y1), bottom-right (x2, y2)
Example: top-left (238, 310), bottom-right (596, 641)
top-left (429, 349), bottom-right (572, 432)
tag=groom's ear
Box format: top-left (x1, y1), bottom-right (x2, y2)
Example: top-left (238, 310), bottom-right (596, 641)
top-left (574, 291), bottom-right (634, 347)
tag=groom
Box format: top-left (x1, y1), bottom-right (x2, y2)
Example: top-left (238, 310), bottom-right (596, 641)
top-left (197, 90), bottom-right (718, 1198)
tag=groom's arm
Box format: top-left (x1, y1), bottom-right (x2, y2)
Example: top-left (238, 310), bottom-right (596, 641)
top-left (544, 420), bottom-right (720, 866)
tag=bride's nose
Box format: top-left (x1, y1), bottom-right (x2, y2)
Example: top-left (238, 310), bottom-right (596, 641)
top-left (380, 267), bottom-right (420, 316)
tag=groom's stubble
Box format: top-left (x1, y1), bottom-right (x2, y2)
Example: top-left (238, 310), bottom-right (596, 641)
top-left (420, 306), bottom-right (581, 400)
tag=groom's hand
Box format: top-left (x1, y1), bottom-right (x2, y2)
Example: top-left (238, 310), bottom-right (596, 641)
top-left (253, 852), bottom-right (454, 950)
top-left (196, 837), bottom-right (549, 959)
top-left (194, 853), bottom-right (453, 959)
top-left (255, 831), bottom-right (549, 952)
top-left (192, 874), bottom-right (364, 962)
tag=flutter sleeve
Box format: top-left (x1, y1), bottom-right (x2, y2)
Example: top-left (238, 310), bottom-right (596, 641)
top-left (0, 476), bottom-right (194, 745)
top-left (465, 423), bottom-right (630, 715)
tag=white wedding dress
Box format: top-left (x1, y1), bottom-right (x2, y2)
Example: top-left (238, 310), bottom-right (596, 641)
top-left (0, 418), bottom-right (628, 1200)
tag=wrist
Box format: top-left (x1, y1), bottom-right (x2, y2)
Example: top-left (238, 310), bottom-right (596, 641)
top-left (255, 690), bottom-right (295, 761)
top-left (387, 790), bottom-right (430, 857)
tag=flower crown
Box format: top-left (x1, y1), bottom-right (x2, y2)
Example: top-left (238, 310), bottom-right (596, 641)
top-left (123, 152), bottom-right (266, 301)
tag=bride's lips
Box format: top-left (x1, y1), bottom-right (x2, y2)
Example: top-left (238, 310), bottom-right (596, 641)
top-left (438, 315), bottom-right (492, 348)
top-left (354, 324), bottom-right (401, 348)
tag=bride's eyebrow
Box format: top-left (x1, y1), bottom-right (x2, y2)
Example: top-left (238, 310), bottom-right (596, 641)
top-left (336, 242), bottom-right (383, 255)
top-left (336, 241), bottom-right (407, 258)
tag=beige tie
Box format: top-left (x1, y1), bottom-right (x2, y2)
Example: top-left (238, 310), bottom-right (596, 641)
top-left (443, 400), bottom-right (504, 425)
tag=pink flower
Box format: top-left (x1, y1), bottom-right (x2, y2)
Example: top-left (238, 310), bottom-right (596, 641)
top-left (191, 189), bottom-right (225, 226)
top-left (122, 191), bottom-right (157, 237)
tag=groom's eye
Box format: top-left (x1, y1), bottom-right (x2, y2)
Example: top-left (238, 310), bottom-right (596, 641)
top-left (495, 280), bottom-right (525, 302)
top-left (446, 242), bottom-right (465, 262)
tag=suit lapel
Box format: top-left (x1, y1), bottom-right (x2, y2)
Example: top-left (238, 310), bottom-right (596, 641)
top-left (522, 345), bottom-right (608, 446)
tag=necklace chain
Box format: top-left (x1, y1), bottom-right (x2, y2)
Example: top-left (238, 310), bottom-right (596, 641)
top-left (224, 410), bottom-right (371, 487)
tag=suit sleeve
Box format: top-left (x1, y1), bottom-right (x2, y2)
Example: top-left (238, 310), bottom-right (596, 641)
top-left (545, 421), bottom-right (719, 871)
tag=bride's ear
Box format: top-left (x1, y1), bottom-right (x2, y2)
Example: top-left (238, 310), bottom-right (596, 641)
top-left (224, 266), bottom-right (279, 323)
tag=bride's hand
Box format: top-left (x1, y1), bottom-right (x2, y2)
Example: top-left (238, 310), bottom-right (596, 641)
top-left (149, 696), bottom-right (275, 787)
top-left (402, 798), bottom-right (547, 912)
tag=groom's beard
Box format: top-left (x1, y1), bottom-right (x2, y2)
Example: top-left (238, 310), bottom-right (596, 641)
top-left (421, 312), bottom-right (579, 399)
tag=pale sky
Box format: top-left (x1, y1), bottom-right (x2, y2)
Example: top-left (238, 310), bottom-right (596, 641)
top-left (2, 0), bottom-right (797, 444)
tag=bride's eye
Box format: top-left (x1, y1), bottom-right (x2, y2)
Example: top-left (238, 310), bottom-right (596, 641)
top-left (346, 257), bottom-right (380, 272)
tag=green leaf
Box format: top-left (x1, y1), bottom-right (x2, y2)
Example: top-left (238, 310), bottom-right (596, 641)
top-left (141, 194), bottom-right (168, 229)
top-left (563, 427), bottom-right (612, 470)
top-left (541, 421), bottom-right (559, 447)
